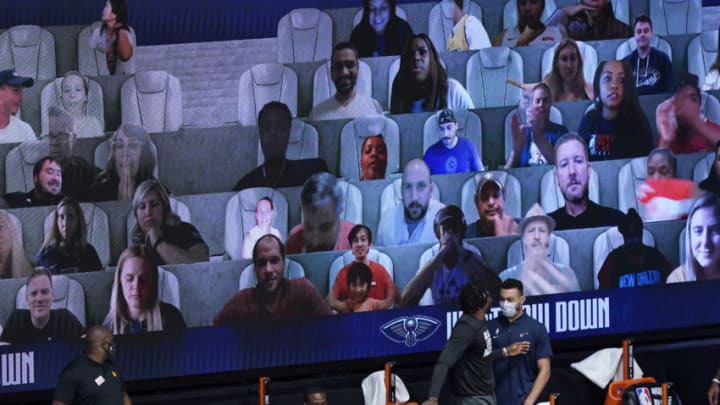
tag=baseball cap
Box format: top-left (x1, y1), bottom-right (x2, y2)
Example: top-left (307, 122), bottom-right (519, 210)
top-left (438, 109), bottom-right (456, 125)
top-left (0, 70), bottom-right (34, 88)
top-left (476, 172), bottom-right (503, 194)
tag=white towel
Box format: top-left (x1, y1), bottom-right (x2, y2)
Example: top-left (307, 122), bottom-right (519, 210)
top-left (571, 348), bottom-right (644, 388)
top-left (361, 370), bottom-right (411, 405)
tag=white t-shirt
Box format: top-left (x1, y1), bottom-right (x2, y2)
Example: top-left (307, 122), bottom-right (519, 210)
top-left (703, 69), bottom-right (720, 91)
top-left (452, 14), bottom-right (491, 51)
top-left (309, 93), bottom-right (383, 121)
top-left (0, 116), bottom-right (36, 144)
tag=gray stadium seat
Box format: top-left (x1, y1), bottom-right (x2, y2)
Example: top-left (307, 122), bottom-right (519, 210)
top-left (327, 249), bottom-right (394, 294)
top-left (615, 36), bottom-right (673, 61)
top-left (617, 157), bottom-right (647, 219)
top-left (277, 8), bottom-right (333, 63)
top-left (692, 152), bottom-right (715, 183)
top-left (592, 227), bottom-right (655, 289)
top-left (42, 203), bottom-right (111, 269)
top-left (157, 267), bottom-right (181, 310)
top-left (541, 40), bottom-right (598, 85)
top-left (224, 188), bottom-right (289, 261)
top-left (298, 180), bottom-right (364, 226)
top-left (503, 106), bottom-right (564, 160)
top-left (40, 76), bottom-right (105, 137)
top-left (460, 171), bottom-right (522, 223)
top-left (126, 198), bottom-right (192, 247)
top-left (352, 6), bottom-right (408, 27)
top-left (0, 25), bottom-right (56, 81)
top-left (465, 46), bottom-right (523, 108)
top-left (339, 115), bottom-right (400, 181)
top-left (609, 0), bottom-right (630, 25)
top-left (539, 167), bottom-right (600, 214)
top-left (238, 258), bottom-right (305, 290)
top-left (77, 22), bottom-right (137, 76)
top-left (380, 178), bottom-right (442, 220)
top-left (502, 0), bottom-right (557, 30)
top-left (506, 233), bottom-right (571, 268)
top-left (701, 92), bottom-right (720, 124)
top-left (428, 0), bottom-right (483, 52)
top-left (237, 63), bottom-right (298, 126)
top-left (257, 118), bottom-right (319, 165)
top-left (312, 60), bottom-right (373, 107)
top-left (649, 0), bottom-right (702, 35)
top-left (423, 109), bottom-right (483, 162)
top-left (687, 31), bottom-right (718, 81)
top-left (121, 71), bottom-right (184, 133)
top-left (4, 141), bottom-right (49, 193)
top-left (16, 275), bottom-right (86, 327)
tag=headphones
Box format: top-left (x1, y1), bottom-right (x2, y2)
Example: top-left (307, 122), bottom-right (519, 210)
top-left (433, 205), bottom-right (467, 238)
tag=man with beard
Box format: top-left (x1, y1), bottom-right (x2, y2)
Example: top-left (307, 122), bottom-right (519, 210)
top-left (499, 204), bottom-right (580, 296)
top-left (4, 156), bottom-right (64, 207)
top-left (401, 205), bottom-right (500, 307)
top-left (466, 172), bottom-right (520, 238)
top-left (214, 235), bottom-right (331, 323)
top-left (488, 278), bottom-right (552, 405)
top-left (547, 133), bottom-right (623, 230)
top-left (597, 208), bottom-right (672, 288)
top-left (423, 109), bottom-right (483, 175)
top-left (309, 42), bottom-right (382, 121)
top-left (377, 159), bottom-right (445, 246)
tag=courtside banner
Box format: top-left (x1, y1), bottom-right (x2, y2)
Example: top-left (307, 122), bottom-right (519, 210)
top-left (2, 280), bottom-right (719, 394)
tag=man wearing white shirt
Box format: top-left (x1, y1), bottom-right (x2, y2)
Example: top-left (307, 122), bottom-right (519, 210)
top-left (0, 70), bottom-right (36, 144)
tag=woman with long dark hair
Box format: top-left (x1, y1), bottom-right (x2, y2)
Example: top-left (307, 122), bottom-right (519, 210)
top-left (89, 0), bottom-right (134, 75)
top-left (349, 0), bottom-right (414, 57)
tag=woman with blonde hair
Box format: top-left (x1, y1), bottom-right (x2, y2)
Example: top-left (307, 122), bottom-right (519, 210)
top-left (0, 210), bottom-right (33, 279)
top-left (543, 38), bottom-right (593, 102)
top-left (104, 245), bottom-right (186, 334)
top-left (35, 197), bottom-right (102, 274)
top-left (668, 194), bottom-right (720, 283)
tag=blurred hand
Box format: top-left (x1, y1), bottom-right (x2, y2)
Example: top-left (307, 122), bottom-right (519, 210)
top-left (510, 113), bottom-right (528, 155)
top-left (709, 381), bottom-right (719, 405)
top-left (656, 98), bottom-right (677, 146)
top-left (507, 341), bottom-right (530, 356)
top-left (562, 3), bottom-right (591, 17)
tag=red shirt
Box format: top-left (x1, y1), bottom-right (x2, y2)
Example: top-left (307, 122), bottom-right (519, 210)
top-left (332, 260), bottom-right (394, 302)
top-left (285, 221), bottom-right (355, 254)
top-left (664, 121), bottom-right (720, 154)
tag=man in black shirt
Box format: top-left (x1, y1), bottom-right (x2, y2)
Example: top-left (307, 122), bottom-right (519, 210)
top-left (423, 280), bottom-right (529, 405)
top-left (4, 156), bottom-right (64, 208)
top-left (548, 133), bottom-right (623, 230)
top-left (53, 325), bottom-right (131, 405)
top-left (233, 101), bottom-right (329, 191)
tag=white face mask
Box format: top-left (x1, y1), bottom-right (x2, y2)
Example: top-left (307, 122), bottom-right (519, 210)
top-left (500, 300), bottom-right (518, 318)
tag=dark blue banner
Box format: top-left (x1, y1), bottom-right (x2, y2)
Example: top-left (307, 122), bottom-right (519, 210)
top-left (2, 281), bottom-right (720, 395)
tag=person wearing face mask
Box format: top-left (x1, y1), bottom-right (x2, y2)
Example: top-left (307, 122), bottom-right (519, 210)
top-left (597, 209), bottom-right (672, 289)
top-left (499, 204), bottom-right (580, 296)
top-left (349, 0), bottom-right (414, 58)
top-left (0, 267), bottom-right (84, 345)
top-left (52, 325), bottom-right (132, 405)
top-left (487, 278), bottom-right (551, 405)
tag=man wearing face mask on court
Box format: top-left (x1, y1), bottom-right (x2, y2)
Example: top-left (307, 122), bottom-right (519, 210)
top-left (52, 325), bottom-right (132, 405)
top-left (488, 278), bottom-right (551, 405)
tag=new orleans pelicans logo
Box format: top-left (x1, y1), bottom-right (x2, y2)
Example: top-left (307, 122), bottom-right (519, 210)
top-left (380, 316), bottom-right (441, 347)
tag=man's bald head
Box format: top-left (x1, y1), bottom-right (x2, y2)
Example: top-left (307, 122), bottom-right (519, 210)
top-left (85, 325), bottom-right (111, 351)
top-left (401, 159), bottom-right (434, 221)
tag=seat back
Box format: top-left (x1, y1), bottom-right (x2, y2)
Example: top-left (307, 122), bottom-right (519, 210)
top-left (327, 249), bottom-right (394, 293)
top-left (615, 36), bottom-right (673, 61)
top-left (238, 63), bottom-right (298, 126)
top-left (78, 22), bottom-right (137, 76)
top-left (380, 178), bottom-right (442, 218)
top-left (692, 152), bottom-right (715, 183)
top-left (257, 119), bottom-right (319, 165)
top-left (4, 141), bottom-right (49, 193)
top-left (0, 25), bottom-right (56, 81)
top-left (592, 227), bottom-right (655, 289)
top-left (126, 198), bottom-right (192, 246)
top-left (466, 47), bottom-right (523, 108)
top-left (687, 31), bottom-right (719, 81)
top-left (609, 0), bottom-right (630, 25)
top-left (353, 6), bottom-right (408, 27)
top-left (224, 188), bottom-right (289, 261)
top-left (503, 106), bottom-right (563, 160)
top-left (339, 115), bottom-right (400, 181)
top-left (539, 167), bottom-right (600, 213)
top-left (423, 109), bottom-right (482, 158)
top-left (121, 71), bottom-right (183, 133)
top-left (617, 157), bottom-right (648, 218)
top-left (277, 8), bottom-right (333, 63)
top-left (16, 275), bottom-right (86, 326)
top-left (541, 40), bottom-right (597, 84)
top-left (157, 267), bottom-right (181, 309)
top-left (428, 0), bottom-right (483, 52)
top-left (239, 258), bottom-right (305, 290)
top-left (40, 76), bottom-right (105, 137)
top-left (507, 233), bottom-right (570, 268)
top-left (93, 136), bottom-right (160, 178)
top-left (460, 171), bottom-right (521, 223)
top-left (649, 0), bottom-right (702, 35)
top-left (702, 92), bottom-right (720, 123)
top-left (503, 0), bottom-right (557, 30)
top-left (312, 60), bottom-right (373, 107)
top-left (43, 203), bottom-right (111, 269)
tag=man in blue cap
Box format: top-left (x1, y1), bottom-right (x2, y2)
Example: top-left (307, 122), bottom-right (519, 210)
top-left (0, 69), bottom-right (36, 143)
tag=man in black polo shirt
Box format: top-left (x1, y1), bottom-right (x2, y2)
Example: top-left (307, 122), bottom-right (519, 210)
top-left (52, 326), bottom-right (131, 405)
top-left (548, 133), bottom-right (623, 230)
top-left (423, 280), bottom-right (529, 405)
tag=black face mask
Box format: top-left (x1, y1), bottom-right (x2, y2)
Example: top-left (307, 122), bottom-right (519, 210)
top-left (104, 343), bottom-right (115, 360)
